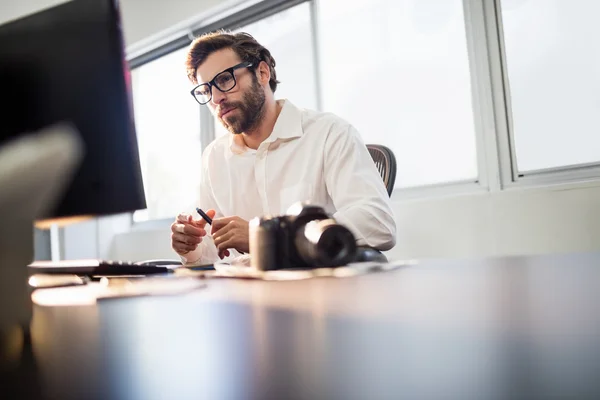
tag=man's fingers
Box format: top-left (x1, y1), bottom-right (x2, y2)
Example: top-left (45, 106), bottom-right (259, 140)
top-left (213, 230), bottom-right (235, 249)
top-left (190, 209), bottom-right (218, 229)
top-left (211, 222), bottom-right (232, 237)
top-left (206, 209), bottom-right (217, 219)
top-left (184, 225), bottom-right (205, 236)
top-left (216, 238), bottom-right (234, 252)
top-left (172, 232), bottom-right (202, 246)
top-left (215, 237), bottom-right (240, 254)
top-left (172, 241), bottom-right (197, 253)
top-left (211, 216), bottom-right (238, 233)
top-left (218, 249), bottom-right (231, 259)
top-left (171, 223), bottom-right (205, 237)
top-left (176, 213), bottom-right (191, 223)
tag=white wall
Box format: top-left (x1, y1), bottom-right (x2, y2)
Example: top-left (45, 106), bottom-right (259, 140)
top-left (100, 183), bottom-right (600, 263)
top-left (0, 0), bottom-right (227, 46)
top-left (61, 214), bottom-right (132, 260)
top-left (391, 184), bottom-right (600, 260)
top-left (119, 0), bottom-right (227, 46)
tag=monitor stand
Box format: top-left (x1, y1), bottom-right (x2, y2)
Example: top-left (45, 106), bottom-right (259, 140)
top-left (0, 124), bottom-right (82, 336)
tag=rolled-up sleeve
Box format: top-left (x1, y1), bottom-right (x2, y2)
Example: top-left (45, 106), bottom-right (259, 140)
top-left (324, 124), bottom-right (397, 251)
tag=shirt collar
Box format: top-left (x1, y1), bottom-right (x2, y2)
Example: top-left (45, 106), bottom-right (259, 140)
top-left (229, 99), bottom-right (303, 154)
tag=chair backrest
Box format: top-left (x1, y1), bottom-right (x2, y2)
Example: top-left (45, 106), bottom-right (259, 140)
top-left (366, 144), bottom-right (397, 196)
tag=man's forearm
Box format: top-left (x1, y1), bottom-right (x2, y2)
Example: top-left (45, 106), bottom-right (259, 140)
top-left (334, 204), bottom-right (396, 251)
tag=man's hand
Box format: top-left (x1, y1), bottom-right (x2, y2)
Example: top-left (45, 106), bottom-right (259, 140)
top-left (170, 209), bottom-right (216, 256)
top-left (211, 216), bottom-right (250, 258)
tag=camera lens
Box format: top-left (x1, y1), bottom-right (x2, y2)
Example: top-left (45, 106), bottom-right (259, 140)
top-left (323, 235), bottom-right (347, 260)
top-left (295, 219), bottom-right (356, 267)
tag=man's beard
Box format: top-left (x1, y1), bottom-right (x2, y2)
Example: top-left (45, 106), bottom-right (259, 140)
top-left (218, 77), bottom-right (266, 135)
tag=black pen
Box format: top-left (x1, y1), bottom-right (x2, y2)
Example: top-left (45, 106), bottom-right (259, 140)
top-left (196, 207), bottom-right (212, 225)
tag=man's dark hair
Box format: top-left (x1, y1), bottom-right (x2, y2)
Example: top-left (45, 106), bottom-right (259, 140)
top-left (185, 30), bottom-right (279, 92)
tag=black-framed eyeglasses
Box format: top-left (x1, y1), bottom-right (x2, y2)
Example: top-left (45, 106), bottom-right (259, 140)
top-left (190, 61), bottom-right (253, 105)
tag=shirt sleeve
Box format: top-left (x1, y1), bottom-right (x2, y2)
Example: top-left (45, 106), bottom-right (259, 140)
top-left (324, 123), bottom-right (397, 251)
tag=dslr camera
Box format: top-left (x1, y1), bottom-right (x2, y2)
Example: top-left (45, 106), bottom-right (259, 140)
top-left (249, 202), bottom-right (357, 271)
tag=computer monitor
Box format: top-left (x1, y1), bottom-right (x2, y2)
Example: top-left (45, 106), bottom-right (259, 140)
top-left (0, 0), bottom-right (146, 220)
top-left (0, 0), bottom-right (146, 330)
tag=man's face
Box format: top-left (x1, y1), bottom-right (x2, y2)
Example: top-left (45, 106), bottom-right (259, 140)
top-left (195, 48), bottom-right (266, 135)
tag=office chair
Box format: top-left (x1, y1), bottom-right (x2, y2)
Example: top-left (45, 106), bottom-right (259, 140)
top-left (366, 144), bottom-right (397, 197)
top-left (351, 144), bottom-right (398, 263)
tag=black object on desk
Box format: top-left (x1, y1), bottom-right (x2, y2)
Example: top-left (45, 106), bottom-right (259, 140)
top-left (28, 260), bottom-right (171, 277)
top-left (355, 246), bottom-right (388, 263)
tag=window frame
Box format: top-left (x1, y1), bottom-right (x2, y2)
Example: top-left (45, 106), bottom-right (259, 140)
top-left (489, 0), bottom-right (600, 188)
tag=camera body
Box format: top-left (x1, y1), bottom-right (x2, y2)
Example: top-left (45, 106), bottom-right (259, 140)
top-left (249, 202), bottom-right (357, 271)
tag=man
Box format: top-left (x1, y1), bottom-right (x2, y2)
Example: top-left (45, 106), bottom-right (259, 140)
top-left (171, 31), bottom-right (396, 265)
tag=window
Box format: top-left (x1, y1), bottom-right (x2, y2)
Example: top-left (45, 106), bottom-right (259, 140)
top-left (128, 0), bottom-right (600, 214)
top-left (216, 1), bottom-right (318, 137)
top-left (500, 0), bottom-right (600, 173)
top-left (131, 48), bottom-right (203, 221)
top-left (318, 0), bottom-right (478, 188)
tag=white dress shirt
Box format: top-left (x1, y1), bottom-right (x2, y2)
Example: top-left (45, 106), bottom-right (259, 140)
top-left (181, 99), bottom-right (396, 265)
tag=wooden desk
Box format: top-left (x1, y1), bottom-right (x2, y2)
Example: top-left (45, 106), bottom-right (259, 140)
top-left (3, 252), bottom-right (600, 399)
